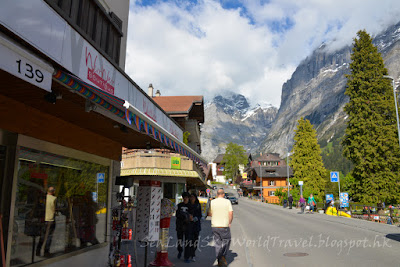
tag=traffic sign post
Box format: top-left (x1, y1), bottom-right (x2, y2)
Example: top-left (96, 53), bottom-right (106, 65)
top-left (330, 172), bottom-right (341, 208)
top-left (298, 181), bottom-right (303, 196)
top-left (96, 173), bottom-right (105, 203)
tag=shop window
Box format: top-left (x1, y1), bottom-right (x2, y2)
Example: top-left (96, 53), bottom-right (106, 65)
top-left (10, 147), bottom-right (109, 265)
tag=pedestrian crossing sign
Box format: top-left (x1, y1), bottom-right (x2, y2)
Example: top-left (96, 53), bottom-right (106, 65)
top-left (97, 173), bottom-right (105, 183)
top-left (330, 172), bottom-right (339, 182)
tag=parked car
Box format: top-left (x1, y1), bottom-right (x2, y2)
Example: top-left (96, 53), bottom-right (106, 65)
top-left (228, 196), bottom-right (239, 205)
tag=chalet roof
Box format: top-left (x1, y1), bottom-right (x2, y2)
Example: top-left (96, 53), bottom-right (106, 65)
top-left (213, 154), bottom-right (225, 164)
top-left (152, 95), bottom-right (203, 114)
top-left (253, 166), bottom-right (293, 178)
top-left (254, 153), bottom-right (281, 162)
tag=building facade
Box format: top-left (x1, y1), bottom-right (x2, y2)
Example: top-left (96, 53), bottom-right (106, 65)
top-left (244, 153), bottom-right (293, 203)
top-left (0, 1), bottom-right (207, 266)
top-left (119, 88), bottom-right (208, 202)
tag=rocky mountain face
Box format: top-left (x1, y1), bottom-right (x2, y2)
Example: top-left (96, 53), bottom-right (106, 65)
top-left (200, 93), bottom-right (277, 162)
top-left (259, 21), bottom-right (400, 157)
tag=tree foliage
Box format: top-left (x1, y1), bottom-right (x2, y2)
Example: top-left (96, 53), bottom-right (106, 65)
top-left (221, 142), bottom-right (248, 181)
top-left (290, 117), bottom-right (327, 202)
top-left (183, 131), bottom-right (190, 145)
top-left (342, 30), bottom-right (400, 203)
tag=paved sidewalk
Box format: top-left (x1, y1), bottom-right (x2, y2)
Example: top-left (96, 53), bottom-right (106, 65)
top-left (135, 212), bottom-right (249, 267)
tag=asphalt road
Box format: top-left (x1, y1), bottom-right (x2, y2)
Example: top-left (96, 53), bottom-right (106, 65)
top-left (231, 198), bottom-right (400, 267)
top-left (134, 194), bottom-right (400, 267)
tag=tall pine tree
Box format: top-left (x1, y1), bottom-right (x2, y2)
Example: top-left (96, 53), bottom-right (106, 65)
top-left (291, 118), bottom-right (327, 202)
top-left (342, 30), bottom-right (400, 203)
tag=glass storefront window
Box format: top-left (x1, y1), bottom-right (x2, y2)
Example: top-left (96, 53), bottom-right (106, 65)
top-left (163, 182), bottom-right (176, 200)
top-left (10, 147), bottom-right (109, 266)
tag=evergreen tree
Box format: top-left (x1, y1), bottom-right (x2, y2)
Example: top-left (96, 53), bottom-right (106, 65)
top-left (290, 118), bottom-right (327, 202)
top-left (222, 143), bottom-right (248, 182)
top-left (342, 30), bottom-right (400, 203)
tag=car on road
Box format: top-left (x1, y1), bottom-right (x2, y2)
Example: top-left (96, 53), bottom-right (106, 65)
top-left (227, 196), bottom-right (239, 205)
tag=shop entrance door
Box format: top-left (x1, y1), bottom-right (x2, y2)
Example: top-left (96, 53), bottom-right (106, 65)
top-left (0, 130), bottom-right (18, 266)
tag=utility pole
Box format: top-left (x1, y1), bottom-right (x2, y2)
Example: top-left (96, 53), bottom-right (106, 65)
top-left (259, 161), bottom-right (263, 201)
top-left (286, 139), bottom-right (290, 198)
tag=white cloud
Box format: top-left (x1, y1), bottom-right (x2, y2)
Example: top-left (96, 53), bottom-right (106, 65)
top-left (125, 0), bottom-right (400, 108)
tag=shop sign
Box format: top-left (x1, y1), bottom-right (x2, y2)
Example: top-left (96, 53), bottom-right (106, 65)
top-left (242, 173), bottom-right (247, 179)
top-left (326, 194), bottom-right (334, 202)
top-left (0, 36), bottom-right (53, 92)
top-left (171, 157), bottom-right (181, 170)
top-left (92, 192), bottom-right (97, 202)
top-left (340, 192), bottom-right (349, 208)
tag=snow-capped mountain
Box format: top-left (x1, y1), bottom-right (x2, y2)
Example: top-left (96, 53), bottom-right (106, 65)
top-left (200, 94), bottom-right (277, 162)
top-left (259, 20), bottom-right (400, 157)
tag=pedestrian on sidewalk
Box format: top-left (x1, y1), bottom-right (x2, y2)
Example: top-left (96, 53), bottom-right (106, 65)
top-left (208, 188), bottom-right (233, 267)
top-left (308, 194), bottom-right (316, 213)
top-left (288, 194), bottom-right (293, 209)
top-left (189, 193), bottom-right (202, 262)
top-left (299, 195), bottom-right (306, 213)
top-left (176, 192), bottom-right (192, 262)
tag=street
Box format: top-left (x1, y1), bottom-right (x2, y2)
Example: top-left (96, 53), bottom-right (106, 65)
top-left (145, 197), bottom-right (400, 267)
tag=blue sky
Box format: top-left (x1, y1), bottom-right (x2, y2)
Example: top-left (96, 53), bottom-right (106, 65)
top-left (126, 0), bottom-right (400, 107)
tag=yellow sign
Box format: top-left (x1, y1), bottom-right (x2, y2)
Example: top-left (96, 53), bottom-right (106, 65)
top-left (171, 157), bottom-right (181, 169)
top-left (242, 173), bottom-right (247, 179)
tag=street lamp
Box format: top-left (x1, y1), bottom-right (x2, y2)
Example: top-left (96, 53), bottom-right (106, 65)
top-left (383, 75), bottom-right (400, 148)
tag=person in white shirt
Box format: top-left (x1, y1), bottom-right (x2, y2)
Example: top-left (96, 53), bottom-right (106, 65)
top-left (208, 189), bottom-right (233, 267)
top-left (36, 186), bottom-right (57, 257)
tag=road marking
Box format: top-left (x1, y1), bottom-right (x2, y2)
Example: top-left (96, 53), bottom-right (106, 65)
top-left (236, 219), bottom-right (254, 267)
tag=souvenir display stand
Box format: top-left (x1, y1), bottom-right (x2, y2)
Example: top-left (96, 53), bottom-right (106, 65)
top-left (109, 177), bottom-right (136, 267)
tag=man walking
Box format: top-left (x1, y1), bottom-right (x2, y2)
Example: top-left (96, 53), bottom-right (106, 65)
top-left (208, 189), bottom-right (233, 267)
top-left (288, 194), bottom-right (293, 209)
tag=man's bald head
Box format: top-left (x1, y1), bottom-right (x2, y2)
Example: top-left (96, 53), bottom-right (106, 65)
top-left (217, 188), bottom-right (225, 197)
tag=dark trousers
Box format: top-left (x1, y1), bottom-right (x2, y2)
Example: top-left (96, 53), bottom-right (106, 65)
top-left (212, 227), bottom-right (231, 260)
top-left (177, 225), bottom-right (194, 260)
top-left (289, 202), bottom-right (293, 209)
top-left (36, 221), bottom-right (56, 254)
top-left (192, 231), bottom-right (200, 257)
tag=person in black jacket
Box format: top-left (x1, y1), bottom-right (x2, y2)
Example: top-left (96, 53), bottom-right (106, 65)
top-left (176, 192), bottom-right (191, 262)
top-left (189, 193), bottom-right (202, 262)
top-left (288, 194), bottom-right (293, 209)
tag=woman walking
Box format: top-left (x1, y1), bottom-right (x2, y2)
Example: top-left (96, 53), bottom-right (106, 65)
top-left (308, 194), bottom-right (316, 213)
top-left (189, 193), bottom-right (202, 262)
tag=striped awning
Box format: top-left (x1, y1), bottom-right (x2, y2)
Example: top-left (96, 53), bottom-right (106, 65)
top-left (53, 69), bottom-right (207, 166)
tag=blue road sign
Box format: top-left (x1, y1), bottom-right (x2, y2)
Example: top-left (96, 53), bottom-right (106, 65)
top-left (92, 192), bottom-right (97, 202)
top-left (330, 171), bottom-right (339, 182)
top-left (97, 173), bottom-right (105, 183)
